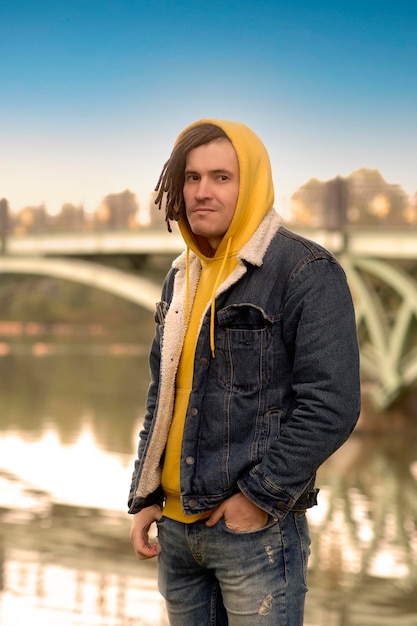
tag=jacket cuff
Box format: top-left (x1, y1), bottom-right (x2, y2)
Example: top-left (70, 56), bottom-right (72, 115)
top-left (238, 473), bottom-right (295, 520)
top-left (127, 487), bottom-right (164, 515)
top-left (238, 470), bottom-right (318, 520)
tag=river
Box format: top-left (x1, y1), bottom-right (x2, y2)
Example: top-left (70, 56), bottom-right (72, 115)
top-left (0, 321), bottom-right (416, 626)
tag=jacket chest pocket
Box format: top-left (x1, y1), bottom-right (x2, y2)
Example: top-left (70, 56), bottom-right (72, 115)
top-left (216, 304), bottom-right (273, 392)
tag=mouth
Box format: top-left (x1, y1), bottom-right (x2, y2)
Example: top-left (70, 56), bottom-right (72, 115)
top-left (190, 205), bottom-right (215, 214)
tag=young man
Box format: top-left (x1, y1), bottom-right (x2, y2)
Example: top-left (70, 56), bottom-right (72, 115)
top-left (128, 119), bottom-right (361, 625)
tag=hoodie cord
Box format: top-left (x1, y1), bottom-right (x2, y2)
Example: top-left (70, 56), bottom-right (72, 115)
top-left (184, 246), bottom-right (190, 322)
top-left (210, 236), bottom-right (232, 358)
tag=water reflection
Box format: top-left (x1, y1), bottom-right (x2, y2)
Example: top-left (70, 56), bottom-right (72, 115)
top-left (0, 342), bottom-right (167, 625)
top-left (305, 431), bottom-right (417, 625)
top-left (1, 343), bottom-right (417, 625)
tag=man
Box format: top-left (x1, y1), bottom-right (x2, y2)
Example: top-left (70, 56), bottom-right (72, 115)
top-left (128, 119), bottom-right (361, 625)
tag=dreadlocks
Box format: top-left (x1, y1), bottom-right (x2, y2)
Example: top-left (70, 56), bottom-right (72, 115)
top-left (154, 123), bottom-right (229, 232)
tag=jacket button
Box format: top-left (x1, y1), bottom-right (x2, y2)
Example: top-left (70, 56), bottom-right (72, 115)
top-left (190, 407), bottom-right (198, 416)
top-left (188, 499), bottom-right (197, 508)
top-left (186, 456), bottom-right (195, 465)
top-left (199, 357), bottom-right (208, 366)
top-left (277, 501), bottom-right (287, 511)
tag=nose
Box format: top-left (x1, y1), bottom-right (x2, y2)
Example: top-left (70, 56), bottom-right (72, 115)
top-left (194, 177), bottom-right (212, 200)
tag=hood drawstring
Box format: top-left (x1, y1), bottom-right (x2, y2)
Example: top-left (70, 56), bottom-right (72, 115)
top-left (184, 247), bottom-right (190, 322)
top-left (209, 236), bottom-right (232, 358)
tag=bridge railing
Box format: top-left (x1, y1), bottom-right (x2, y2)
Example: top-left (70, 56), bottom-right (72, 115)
top-left (2, 226), bottom-right (417, 261)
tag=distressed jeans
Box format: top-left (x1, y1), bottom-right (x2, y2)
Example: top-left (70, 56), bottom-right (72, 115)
top-left (156, 511), bottom-right (310, 625)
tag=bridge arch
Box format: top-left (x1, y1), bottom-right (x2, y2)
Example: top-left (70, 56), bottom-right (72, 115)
top-left (0, 257), bottom-right (162, 313)
top-left (2, 254), bottom-right (417, 410)
top-left (342, 256), bottom-right (417, 409)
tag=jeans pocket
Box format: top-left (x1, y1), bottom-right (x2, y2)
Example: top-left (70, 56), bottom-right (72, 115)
top-left (220, 514), bottom-right (278, 535)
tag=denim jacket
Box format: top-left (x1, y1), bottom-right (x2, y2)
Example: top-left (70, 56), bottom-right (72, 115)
top-left (128, 210), bottom-right (361, 520)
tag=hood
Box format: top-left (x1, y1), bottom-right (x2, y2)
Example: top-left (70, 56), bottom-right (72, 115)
top-left (177, 119), bottom-right (275, 259)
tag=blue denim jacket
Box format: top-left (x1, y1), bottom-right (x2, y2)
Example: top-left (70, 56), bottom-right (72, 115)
top-left (128, 216), bottom-right (361, 520)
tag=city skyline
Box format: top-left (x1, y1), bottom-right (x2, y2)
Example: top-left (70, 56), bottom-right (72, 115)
top-left (1, 0), bottom-right (416, 218)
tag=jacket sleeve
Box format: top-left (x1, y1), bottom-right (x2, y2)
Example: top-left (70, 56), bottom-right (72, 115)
top-left (238, 256), bottom-right (361, 519)
top-left (127, 270), bottom-right (175, 513)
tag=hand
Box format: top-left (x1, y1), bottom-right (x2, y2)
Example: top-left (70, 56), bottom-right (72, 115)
top-left (205, 492), bottom-right (269, 531)
top-left (130, 504), bottom-right (162, 560)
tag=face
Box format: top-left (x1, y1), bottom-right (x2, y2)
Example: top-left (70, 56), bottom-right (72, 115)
top-left (183, 139), bottom-right (240, 252)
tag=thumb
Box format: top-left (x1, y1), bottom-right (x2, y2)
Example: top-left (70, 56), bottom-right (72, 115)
top-left (205, 504), bottom-right (224, 527)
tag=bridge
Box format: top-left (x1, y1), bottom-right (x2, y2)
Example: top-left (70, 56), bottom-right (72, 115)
top-left (1, 227), bottom-right (417, 411)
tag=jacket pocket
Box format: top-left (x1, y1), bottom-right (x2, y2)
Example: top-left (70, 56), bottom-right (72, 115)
top-left (254, 408), bottom-right (283, 458)
top-left (216, 304), bottom-right (273, 391)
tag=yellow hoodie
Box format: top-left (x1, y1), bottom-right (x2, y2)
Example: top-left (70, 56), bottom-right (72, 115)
top-left (160, 119), bottom-right (274, 522)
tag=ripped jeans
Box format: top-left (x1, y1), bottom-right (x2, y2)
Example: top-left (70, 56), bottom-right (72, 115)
top-left (156, 512), bottom-right (310, 625)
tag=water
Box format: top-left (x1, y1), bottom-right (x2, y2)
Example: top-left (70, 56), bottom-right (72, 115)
top-left (1, 330), bottom-right (417, 625)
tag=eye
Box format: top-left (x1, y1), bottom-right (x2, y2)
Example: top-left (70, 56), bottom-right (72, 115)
top-left (218, 174), bottom-right (229, 182)
top-left (185, 173), bottom-right (199, 183)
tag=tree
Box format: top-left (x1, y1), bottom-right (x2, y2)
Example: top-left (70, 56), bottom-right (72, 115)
top-left (52, 203), bottom-right (85, 232)
top-left (289, 178), bottom-right (326, 226)
top-left (95, 189), bottom-right (140, 230)
top-left (289, 169), bottom-right (411, 228)
top-left (347, 169), bottom-right (408, 227)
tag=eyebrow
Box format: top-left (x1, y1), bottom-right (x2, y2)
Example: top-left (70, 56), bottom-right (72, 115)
top-left (184, 168), bottom-right (235, 176)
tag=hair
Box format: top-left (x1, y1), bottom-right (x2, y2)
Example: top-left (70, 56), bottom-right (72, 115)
top-left (154, 123), bottom-right (229, 231)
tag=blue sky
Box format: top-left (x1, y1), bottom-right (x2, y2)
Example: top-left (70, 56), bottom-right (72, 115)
top-left (1, 0), bottom-right (416, 217)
